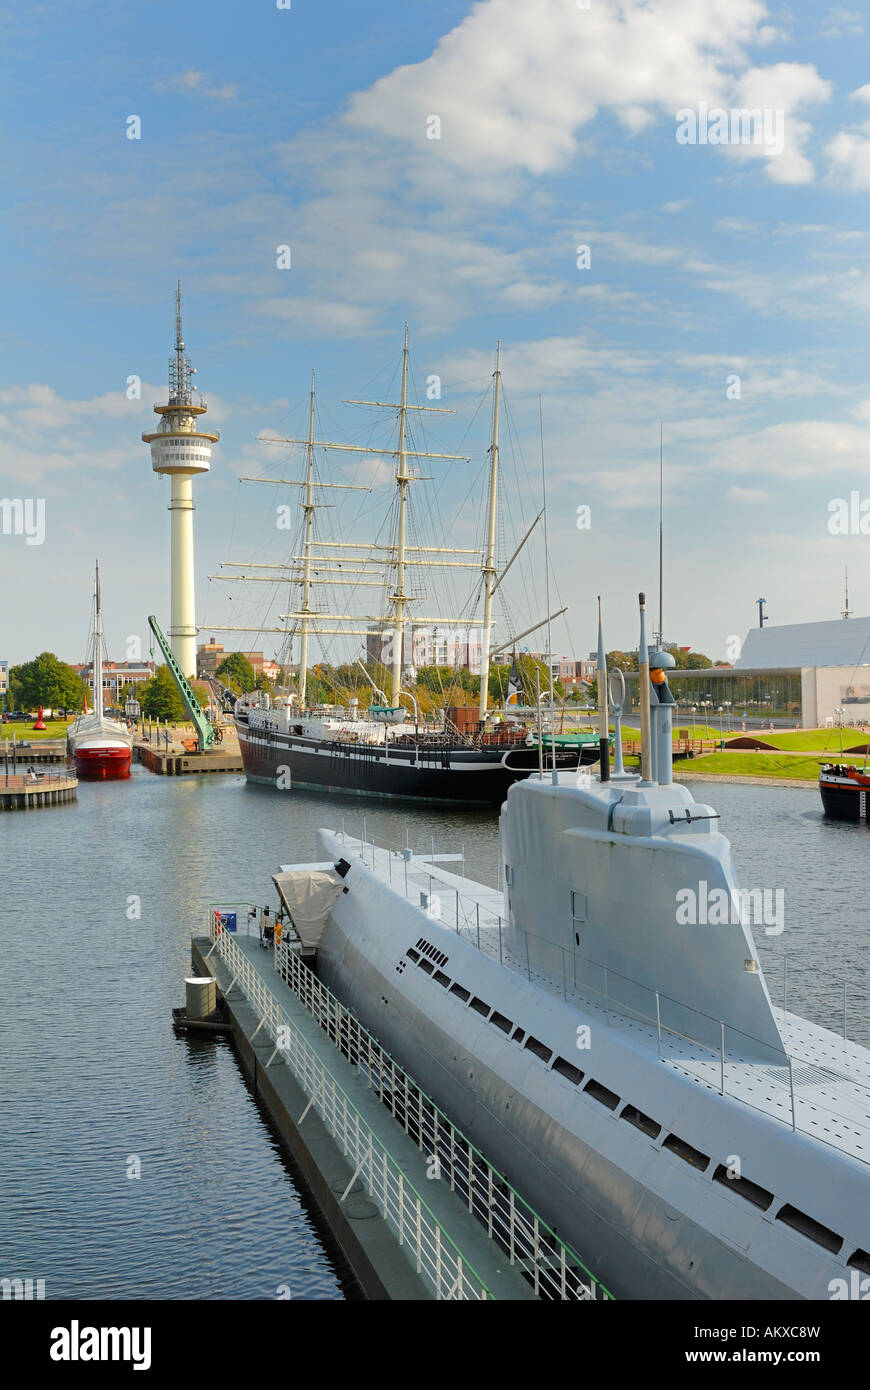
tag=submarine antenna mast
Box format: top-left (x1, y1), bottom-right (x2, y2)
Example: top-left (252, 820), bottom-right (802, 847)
top-left (638, 592), bottom-right (653, 784)
top-left (657, 422), bottom-right (663, 648)
top-left (539, 396), bottom-right (557, 783)
top-left (597, 596), bottom-right (610, 783)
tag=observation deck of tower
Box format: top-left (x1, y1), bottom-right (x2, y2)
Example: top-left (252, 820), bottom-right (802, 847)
top-left (142, 283), bottom-right (219, 677)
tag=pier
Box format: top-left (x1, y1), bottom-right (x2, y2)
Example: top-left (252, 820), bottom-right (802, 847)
top-left (134, 743), bottom-right (243, 775)
top-left (192, 916), bottom-right (606, 1300)
top-left (0, 770), bottom-right (77, 810)
top-left (0, 737), bottom-right (67, 764)
top-left (132, 723), bottom-right (243, 776)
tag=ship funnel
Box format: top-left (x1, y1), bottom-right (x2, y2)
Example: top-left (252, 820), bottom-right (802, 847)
top-left (596, 597), bottom-right (610, 783)
top-left (638, 593), bottom-right (653, 784)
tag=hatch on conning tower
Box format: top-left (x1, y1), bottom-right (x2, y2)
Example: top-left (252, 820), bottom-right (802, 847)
top-left (272, 862), bottom-right (348, 952)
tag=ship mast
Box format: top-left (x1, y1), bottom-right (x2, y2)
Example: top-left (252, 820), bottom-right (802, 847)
top-left (391, 325), bottom-right (411, 707)
top-left (93, 561), bottom-right (103, 723)
top-left (298, 369), bottom-right (316, 706)
top-left (478, 342), bottom-right (500, 721)
top-left (211, 332), bottom-right (530, 714)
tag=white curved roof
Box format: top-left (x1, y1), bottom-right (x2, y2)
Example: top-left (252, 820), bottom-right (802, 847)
top-left (737, 616), bottom-right (870, 670)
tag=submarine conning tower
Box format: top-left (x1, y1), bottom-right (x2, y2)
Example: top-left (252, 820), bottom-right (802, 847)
top-left (499, 591), bottom-right (786, 1066)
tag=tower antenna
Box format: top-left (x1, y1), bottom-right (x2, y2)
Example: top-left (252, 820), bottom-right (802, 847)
top-left (842, 566), bottom-right (851, 619)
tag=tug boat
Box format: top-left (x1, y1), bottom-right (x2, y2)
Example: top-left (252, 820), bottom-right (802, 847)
top-left (67, 564), bottom-right (132, 780)
top-left (269, 593), bottom-right (870, 1300)
top-left (819, 762), bottom-right (870, 822)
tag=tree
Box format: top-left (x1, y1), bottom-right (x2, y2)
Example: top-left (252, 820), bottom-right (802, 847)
top-left (215, 652), bottom-right (256, 693)
top-left (665, 645), bottom-right (712, 670)
top-left (606, 650), bottom-right (637, 672)
top-left (9, 653), bottom-right (87, 711)
top-left (517, 654), bottom-right (551, 703)
top-left (488, 663), bottom-right (511, 704)
top-left (138, 665), bottom-right (189, 721)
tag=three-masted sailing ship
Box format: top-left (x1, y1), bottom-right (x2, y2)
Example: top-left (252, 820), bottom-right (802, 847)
top-left (214, 328), bottom-right (589, 805)
top-left (67, 563), bottom-right (133, 779)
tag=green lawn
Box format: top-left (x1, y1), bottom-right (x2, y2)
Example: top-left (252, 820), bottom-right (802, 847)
top-left (758, 728), bottom-right (869, 753)
top-left (1, 719), bottom-right (70, 740)
top-left (681, 752), bottom-right (819, 781)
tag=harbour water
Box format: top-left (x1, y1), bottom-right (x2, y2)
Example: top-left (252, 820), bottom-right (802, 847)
top-left (1, 765), bottom-right (866, 1299)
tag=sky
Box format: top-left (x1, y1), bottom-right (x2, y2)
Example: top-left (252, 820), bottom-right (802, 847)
top-left (1, 0), bottom-right (869, 670)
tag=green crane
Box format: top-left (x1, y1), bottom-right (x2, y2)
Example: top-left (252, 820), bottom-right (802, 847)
top-left (147, 614), bottom-right (221, 752)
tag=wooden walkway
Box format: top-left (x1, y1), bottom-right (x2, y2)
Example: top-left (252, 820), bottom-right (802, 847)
top-left (624, 738), bottom-right (722, 758)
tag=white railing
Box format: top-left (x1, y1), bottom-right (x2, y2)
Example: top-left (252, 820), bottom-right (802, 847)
top-left (271, 934), bottom-right (612, 1300)
top-left (204, 913), bottom-right (492, 1300)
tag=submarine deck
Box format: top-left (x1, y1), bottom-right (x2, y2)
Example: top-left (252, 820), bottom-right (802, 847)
top-left (327, 830), bottom-right (870, 1174)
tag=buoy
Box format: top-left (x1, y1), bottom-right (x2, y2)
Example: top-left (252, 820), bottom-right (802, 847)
top-left (33, 705), bottom-right (47, 731)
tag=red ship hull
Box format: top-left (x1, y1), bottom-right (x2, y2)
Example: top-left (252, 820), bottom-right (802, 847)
top-left (75, 746), bottom-right (132, 780)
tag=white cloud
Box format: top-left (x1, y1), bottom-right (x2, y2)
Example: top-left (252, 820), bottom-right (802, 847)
top-left (344, 0), bottom-right (787, 180)
top-left (728, 485), bottom-right (771, 501)
top-left (711, 418), bottom-right (870, 478)
top-left (721, 63), bottom-right (832, 184)
top-left (157, 70), bottom-right (238, 99)
top-left (819, 8), bottom-right (865, 40)
top-left (824, 85), bottom-right (870, 190)
top-left (827, 123), bottom-right (870, 190)
top-left (0, 383), bottom-right (157, 435)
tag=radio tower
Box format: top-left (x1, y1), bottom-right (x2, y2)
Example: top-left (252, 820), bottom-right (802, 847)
top-left (142, 283), bottom-right (219, 677)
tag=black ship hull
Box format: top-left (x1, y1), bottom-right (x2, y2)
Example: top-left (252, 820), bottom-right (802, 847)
top-left (819, 782), bottom-right (870, 822)
top-left (236, 719), bottom-right (594, 805)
